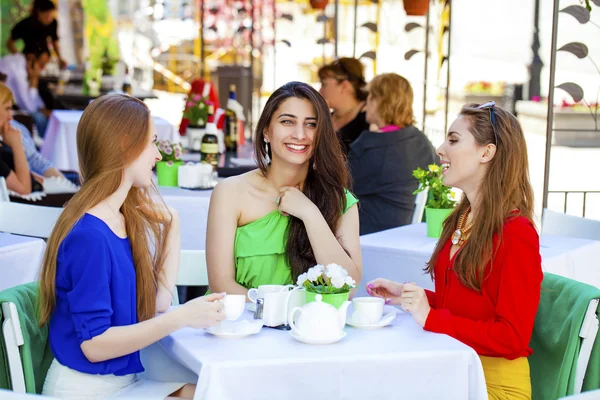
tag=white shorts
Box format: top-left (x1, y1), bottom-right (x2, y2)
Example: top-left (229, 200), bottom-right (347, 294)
top-left (42, 359), bottom-right (186, 399)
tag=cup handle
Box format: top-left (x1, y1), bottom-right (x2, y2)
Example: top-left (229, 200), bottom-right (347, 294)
top-left (247, 288), bottom-right (258, 303)
top-left (288, 307), bottom-right (304, 336)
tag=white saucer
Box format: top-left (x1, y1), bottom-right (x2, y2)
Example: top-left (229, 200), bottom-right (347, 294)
top-left (346, 312), bottom-right (397, 329)
top-left (248, 302), bottom-right (256, 313)
top-left (290, 331), bottom-right (347, 345)
top-left (206, 320), bottom-right (263, 339)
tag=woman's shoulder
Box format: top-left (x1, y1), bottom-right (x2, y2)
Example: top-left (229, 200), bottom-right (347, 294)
top-left (502, 214), bottom-right (539, 243)
top-left (60, 214), bottom-right (113, 252)
top-left (213, 170), bottom-right (258, 197)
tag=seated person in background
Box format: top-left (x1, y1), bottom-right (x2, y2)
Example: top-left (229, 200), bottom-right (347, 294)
top-left (206, 81), bottom-right (362, 295)
top-left (0, 49), bottom-right (51, 137)
top-left (39, 94), bottom-right (222, 399)
top-left (11, 118), bottom-right (65, 178)
top-left (348, 73), bottom-right (438, 235)
top-left (0, 83), bottom-right (33, 195)
top-left (367, 102), bottom-right (542, 399)
top-left (318, 58), bottom-right (370, 155)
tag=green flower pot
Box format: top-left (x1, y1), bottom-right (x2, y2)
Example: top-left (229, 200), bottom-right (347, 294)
top-left (305, 291), bottom-right (350, 309)
top-left (156, 161), bottom-right (183, 187)
top-left (425, 207), bottom-right (453, 238)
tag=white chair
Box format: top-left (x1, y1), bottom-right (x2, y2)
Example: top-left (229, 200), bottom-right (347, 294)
top-left (575, 298), bottom-right (599, 394)
top-left (0, 177), bottom-right (9, 202)
top-left (0, 389), bottom-right (60, 399)
top-left (542, 209), bottom-right (600, 241)
top-left (412, 189), bottom-right (428, 224)
top-left (2, 302), bottom-right (26, 393)
top-left (0, 202), bottom-right (63, 239)
top-left (171, 249), bottom-right (209, 306)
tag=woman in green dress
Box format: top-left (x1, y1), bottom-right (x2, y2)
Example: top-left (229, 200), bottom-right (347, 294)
top-left (206, 81), bottom-right (361, 296)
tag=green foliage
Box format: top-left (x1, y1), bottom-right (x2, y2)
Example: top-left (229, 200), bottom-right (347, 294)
top-left (412, 164), bottom-right (457, 209)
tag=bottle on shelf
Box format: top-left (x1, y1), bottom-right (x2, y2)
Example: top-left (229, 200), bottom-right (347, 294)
top-left (201, 104), bottom-right (219, 169)
top-left (224, 84), bottom-right (238, 153)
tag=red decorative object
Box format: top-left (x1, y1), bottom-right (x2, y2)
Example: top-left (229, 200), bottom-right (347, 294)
top-left (310, 0), bottom-right (329, 11)
top-left (403, 0), bottom-right (430, 16)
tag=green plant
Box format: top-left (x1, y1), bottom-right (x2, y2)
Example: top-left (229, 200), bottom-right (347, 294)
top-left (156, 140), bottom-right (183, 164)
top-left (183, 94), bottom-right (210, 127)
top-left (413, 164), bottom-right (457, 209)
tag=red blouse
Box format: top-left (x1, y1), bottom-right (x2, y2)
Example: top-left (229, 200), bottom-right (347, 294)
top-left (424, 215), bottom-right (543, 359)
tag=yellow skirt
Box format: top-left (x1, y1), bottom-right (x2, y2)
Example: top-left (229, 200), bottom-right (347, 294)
top-left (479, 356), bottom-right (531, 400)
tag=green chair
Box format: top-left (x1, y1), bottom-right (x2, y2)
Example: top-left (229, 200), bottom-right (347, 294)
top-left (529, 273), bottom-right (600, 400)
top-left (0, 282), bottom-right (53, 394)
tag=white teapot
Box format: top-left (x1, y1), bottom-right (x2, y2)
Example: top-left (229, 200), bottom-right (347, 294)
top-left (288, 294), bottom-right (350, 339)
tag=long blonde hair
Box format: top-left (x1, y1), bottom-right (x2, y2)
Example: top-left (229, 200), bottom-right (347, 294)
top-left (39, 94), bottom-right (170, 325)
top-left (425, 103), bottom-right (534, 291)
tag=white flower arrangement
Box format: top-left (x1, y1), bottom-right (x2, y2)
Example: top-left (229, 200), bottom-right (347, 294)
top-left (297, 263), bottom-right (356, 294)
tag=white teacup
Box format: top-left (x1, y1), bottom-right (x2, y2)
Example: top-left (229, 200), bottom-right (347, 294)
top-left (247, 284), bottom-right (295, 303)
top-left (220, 294), bottom-right (245, 321)
top-left (351, 297), bottom-right (384, 325)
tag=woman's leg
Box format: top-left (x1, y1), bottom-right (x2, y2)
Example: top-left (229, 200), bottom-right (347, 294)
top-left (166, 383), bottom-right (196, 399)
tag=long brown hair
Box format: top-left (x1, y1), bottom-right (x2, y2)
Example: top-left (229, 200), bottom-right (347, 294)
top-left (39, 94), bottom-right (170, 325)
top-left (425, 103), bottom-right (534, 291)
top-left (254, 82), bottom-right (349, 281)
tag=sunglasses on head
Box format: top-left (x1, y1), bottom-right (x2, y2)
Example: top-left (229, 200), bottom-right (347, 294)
top-left (476, 101), bottom-right (499, 146)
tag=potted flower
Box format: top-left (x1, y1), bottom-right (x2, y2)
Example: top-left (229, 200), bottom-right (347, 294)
top-left (183, 94), bottom-right (209, 129)
top-left (413, 164), bottom-right (457, 238)
top-left (297, 264), bottom-right (356, 309)
top-left (156, 140), bottom-right (183, 187)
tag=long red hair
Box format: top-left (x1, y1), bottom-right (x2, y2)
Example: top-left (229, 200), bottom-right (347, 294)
top-left (39, 94), bottom-right (170, 325)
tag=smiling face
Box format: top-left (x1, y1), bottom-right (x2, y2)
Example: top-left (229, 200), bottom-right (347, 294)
top-left (436, 115), bottom-right (495, 194)
top-left (264, 97), bottom-right (317, 167)
top-left (124, 117), bottom-right (162, 188)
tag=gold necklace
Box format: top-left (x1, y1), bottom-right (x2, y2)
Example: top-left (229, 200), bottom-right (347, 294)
top-left (451, 206), bottom-right (474, 246)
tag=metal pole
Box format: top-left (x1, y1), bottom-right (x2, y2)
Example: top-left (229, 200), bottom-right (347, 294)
top-left (200, 0), bottom-right (205, 78)
top-left (422, 2), bottom-right (431, 131)
top-left (528, 0), bottom-right (543, 99)
top-left (323, 15), bottom-right (326, 64)
top-left (273, 0), bottom-right (276, 89)
top-left (443, 0), bottom-right (452, 135)
top-left (249, 0), bottom-right (255, 135)
top-left (334, 0), bottom-right (339, 59)
top-left (542, 0), bottom-right (560, 211)
top-left (352, 0), bottom-right (358, 58)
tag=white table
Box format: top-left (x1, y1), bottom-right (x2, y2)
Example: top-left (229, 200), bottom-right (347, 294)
top-left (157, 186), bottom-right (213, 251)
top-left (358, 223), bottom-right (600, 295)
top-left (0, 233), bottom-right (46, 292)
top-left (158, 307), bottom-right (487, 400)
top-left (41, 110), bottom-right (179, 172)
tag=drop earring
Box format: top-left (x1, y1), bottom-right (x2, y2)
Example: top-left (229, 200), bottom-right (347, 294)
top-left (264, 138), bottom-right (271, 164)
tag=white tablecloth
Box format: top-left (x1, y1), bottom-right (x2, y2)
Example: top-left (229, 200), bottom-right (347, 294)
top-left (158, 186), bottom-right (213, 251)
top-left (358, 223), bottom-right (600, 295)
top-left (0, 233), bottom-right (46, 291)
top-left (158, 307), bottom-right (487, 400)
top-left (41, 110), bottom-right (179, 172)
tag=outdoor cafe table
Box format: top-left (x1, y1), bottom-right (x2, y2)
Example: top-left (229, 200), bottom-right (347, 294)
top-left (158, 307), bottom-right (487, 400)
top-left (0, 233), bottom-right (46, 292)
top-left (41, 110), bottom-right (179, 172)
top-left (358, 223), bottom-right (600, 296)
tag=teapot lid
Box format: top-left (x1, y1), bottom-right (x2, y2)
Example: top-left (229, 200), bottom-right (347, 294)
top-left (302, 294), bottom-right (339, 316)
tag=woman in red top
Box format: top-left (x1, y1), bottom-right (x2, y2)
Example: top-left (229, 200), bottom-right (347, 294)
top-left (367, 102), bottom-right (542, 399)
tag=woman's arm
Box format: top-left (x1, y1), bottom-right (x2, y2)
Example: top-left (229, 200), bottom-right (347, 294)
top-left (81, 294), bottom-right (225, 363)
top-left (206, 179), bottom-right (248, 295)
top-left (302, 203), bottom-right (362, 282)
top-left (3, 123), bottom-right (32, 194)
top-left (155, 206), bottom-right (180, 312)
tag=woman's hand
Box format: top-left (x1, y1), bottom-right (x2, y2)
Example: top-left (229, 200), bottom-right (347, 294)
top-left (276, 186), bottom-right (318, 221)
top-left (177, 293), bottom-right (226, 329)
top-left (2, 121), bottom-right (22, 148)
top-left (400, 283), bottom-right (431, 327)
top-left (366, 278), bottom-right (404, 305)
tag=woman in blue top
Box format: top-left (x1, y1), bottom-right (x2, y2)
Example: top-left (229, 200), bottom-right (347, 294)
top-left (38, 94), bottom-right (225, 399)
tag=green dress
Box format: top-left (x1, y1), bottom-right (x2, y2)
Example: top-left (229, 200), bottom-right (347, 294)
top-left (233, 190), bottom-right (358, 289)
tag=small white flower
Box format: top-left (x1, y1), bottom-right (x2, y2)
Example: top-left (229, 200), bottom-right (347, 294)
top-left (325, 264), bottom-right (346, 279)
top-left (314, 264), bottom-right (325, 273)
top-left (331, 275), bottom-right (346, 289)
top-left (307, 267), bottom-right (322, 282)
top-left (345, 276), bottom-right (356, 287)
top-left (297, 273), bottom-right (308, 286)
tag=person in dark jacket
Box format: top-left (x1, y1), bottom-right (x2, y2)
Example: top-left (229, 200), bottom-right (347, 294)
top-left (349, 73), bottom-right (438, 235)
